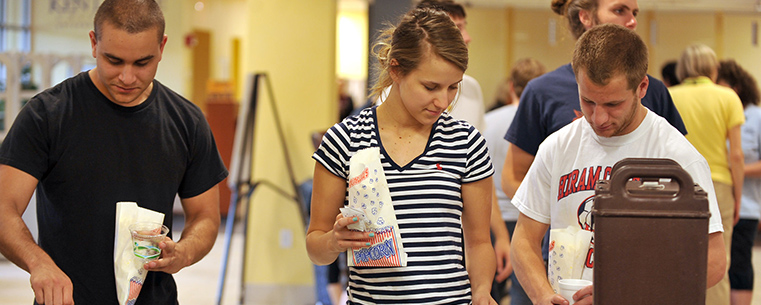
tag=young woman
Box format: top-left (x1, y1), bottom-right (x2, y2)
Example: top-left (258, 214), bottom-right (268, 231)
top-left (306, 7), bottom-right (497, 305)
top-left (717, 59), bottom-right (761, 305)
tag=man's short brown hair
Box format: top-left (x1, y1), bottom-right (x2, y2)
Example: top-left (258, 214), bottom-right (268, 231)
top-left (572, 24), bottom-right (648, 91)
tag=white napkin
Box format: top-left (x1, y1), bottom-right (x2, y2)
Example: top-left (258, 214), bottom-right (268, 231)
top-left (114, 202), bottom-right (165, 305)
top-left (548, 226), bottom-right (593, 292)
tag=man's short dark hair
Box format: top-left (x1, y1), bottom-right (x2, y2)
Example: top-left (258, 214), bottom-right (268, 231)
top-left (572, 24), bottom-right (648, 91)
top-left (94, 0), bottom-right (165, 43)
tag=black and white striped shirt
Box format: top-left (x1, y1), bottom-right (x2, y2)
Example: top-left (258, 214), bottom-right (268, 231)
top-left (313, 107), bottom-right (493, 304)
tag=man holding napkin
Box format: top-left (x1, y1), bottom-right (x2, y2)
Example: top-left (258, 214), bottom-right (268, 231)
top-left (0, 0), bottom-right (228, 304)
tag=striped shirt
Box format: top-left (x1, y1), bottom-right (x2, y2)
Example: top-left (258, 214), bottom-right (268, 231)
top-left (313, 106), bottom-right (494, 304)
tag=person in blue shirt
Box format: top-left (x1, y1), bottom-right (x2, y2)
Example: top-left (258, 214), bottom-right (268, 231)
top-left (717, 59), bottom-right (761, 305)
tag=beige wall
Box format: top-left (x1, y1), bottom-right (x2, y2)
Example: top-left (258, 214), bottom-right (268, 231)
top-left (510, 9), bottom-right (577, 73)
top-left (182, 0), bottom-right (248, 92)
top-left (650, 11), bottom-right (717, 78)
top-left (465, 7), bottom-right (578, 108)
top-left (722, 14), bottom-right (761, 86)
top-left (243, 0), bottom-right (336, 289)
top-left (467, 7), bottom-right (509, 108)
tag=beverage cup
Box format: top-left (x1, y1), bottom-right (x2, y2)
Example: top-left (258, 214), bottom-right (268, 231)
top-left (129, 222), bottom-right (169, 261)
top-left (558, 279), bottom-right (593, 304)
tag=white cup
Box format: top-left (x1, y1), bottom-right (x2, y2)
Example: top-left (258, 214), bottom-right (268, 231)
top-left (558, 279), bottom-right (593, 304)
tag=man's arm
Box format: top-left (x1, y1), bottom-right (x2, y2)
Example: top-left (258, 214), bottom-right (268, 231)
top-left (706, 231), bottom-right (727, 288)
top-left (727, 124), bottom-right (744, 224)
top-left (490, 185), bottom-right (512, 283)
top-left (502, 144), bottom-right (536, 198)
top-left (0, 164), bottom-right (74, 305)
top-left (511, 213), bottom-right (567, 305)
top-left (146, 184), bottom-right (221, 273)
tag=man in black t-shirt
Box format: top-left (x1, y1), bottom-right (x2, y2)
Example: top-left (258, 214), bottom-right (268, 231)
top-left (0, 1), bottom-right (228, 304)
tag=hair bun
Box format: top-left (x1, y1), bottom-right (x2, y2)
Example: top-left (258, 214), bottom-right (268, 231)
top-left (551, 0), bottom-right (569, 15)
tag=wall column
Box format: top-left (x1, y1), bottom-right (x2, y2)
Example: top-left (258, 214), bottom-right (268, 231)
top-left (242, 1), bottom-right (337, 304)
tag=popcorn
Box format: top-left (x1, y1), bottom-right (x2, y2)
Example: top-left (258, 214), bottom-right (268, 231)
top-left (342, 147), bottom-right (407, 267)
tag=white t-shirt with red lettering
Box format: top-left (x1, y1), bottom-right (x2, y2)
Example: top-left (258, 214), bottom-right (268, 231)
top-left (512, 108), bottom-right (723, 282)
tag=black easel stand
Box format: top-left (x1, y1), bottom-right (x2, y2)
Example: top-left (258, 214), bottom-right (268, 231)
top-left (215, 73), bottom-right (306, 305)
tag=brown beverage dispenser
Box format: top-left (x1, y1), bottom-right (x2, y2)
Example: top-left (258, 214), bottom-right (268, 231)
top-left (593, 158), bottom-right (710, 304)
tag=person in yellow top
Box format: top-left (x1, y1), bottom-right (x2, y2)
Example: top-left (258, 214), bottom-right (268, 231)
top-left (669, 44), bottom-right (745, 305)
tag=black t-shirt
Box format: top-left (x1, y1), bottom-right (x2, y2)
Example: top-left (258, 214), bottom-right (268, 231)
top-left (0, 72), bottom-right (228, 304)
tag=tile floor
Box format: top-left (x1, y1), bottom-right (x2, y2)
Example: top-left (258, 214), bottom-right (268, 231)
top-left (1, 220), bottom-right (761, 305)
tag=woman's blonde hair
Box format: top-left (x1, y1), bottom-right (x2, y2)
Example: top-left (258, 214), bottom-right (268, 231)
top-left (676, 44), bottom-right (719, 82)
top-left (369, 8), bottom-right (468, 100)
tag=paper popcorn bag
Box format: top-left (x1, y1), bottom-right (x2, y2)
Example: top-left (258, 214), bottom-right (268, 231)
top-left (342, 147), bottom-right (407, 267)
top-left (547, 226), bottom-right (593, 292)
top-left (114, 202), bottom-right (165, 305)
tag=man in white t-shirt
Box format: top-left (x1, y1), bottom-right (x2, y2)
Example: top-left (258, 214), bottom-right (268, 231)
top-left (509, 24), bottom-right (727, 305)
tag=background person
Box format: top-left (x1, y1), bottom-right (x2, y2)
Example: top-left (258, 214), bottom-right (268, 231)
top-left (484, 57), bottom-right (546, 305)
top-left (716, 59), bottom-right (760, 305)
top-left (0, 0), bottom-right (228, 304)
top-left (488, 78), bottom-right (512, 112)
top-left (670, 44), bottom-right (745, 305)
top-left (661, 60), bottom-right (680, 87)
top-left (306, 8), bottom-right (497, 305)
top-left (510, 24), bottom-right (725, 305)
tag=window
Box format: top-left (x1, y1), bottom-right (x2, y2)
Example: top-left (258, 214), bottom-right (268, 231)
top-left (0, 0), bottom-right (32, 52)
top-left (0, 0), bottom-right (32, 133)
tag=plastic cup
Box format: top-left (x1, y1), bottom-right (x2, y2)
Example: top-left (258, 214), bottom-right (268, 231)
top-left (129, 222), bottom-right (169, 261)
top-left (558, 279), bottom-right (593, 304)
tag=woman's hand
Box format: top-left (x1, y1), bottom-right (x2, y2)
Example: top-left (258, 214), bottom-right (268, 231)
top-left (330, 214), bottom-right (376, 252)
